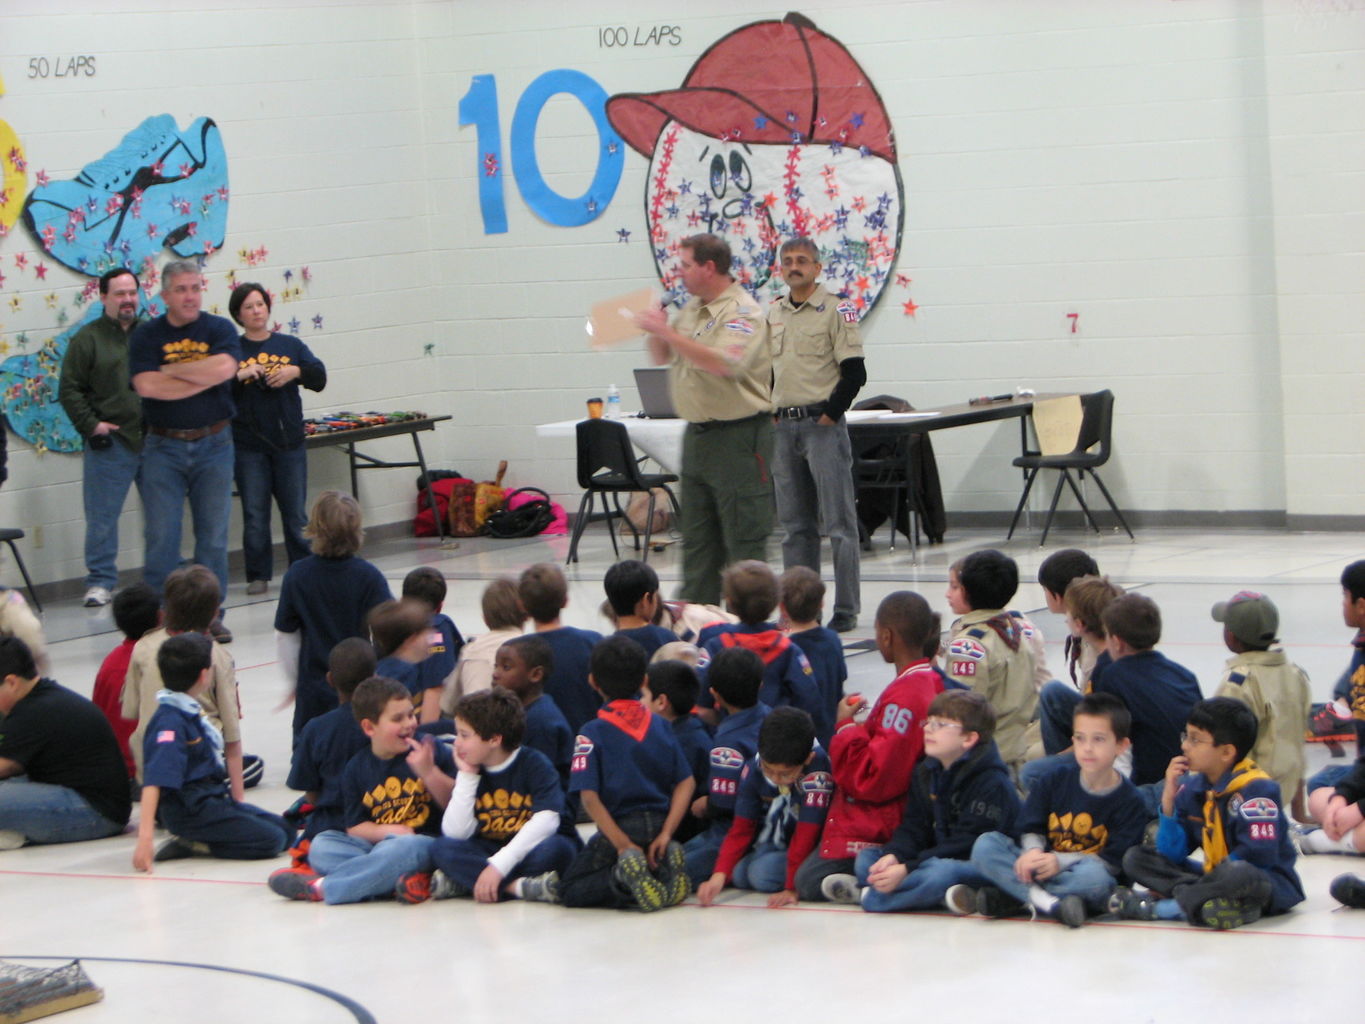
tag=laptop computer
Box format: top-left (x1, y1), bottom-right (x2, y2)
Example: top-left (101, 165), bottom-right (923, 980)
top-left (633, 367), bottom-right (678, 419)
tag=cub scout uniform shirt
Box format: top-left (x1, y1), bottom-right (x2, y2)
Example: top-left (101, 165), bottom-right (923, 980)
top-left (946, 609), bottom-right (1038, 767)
top-left (767, 283), bottom-right (864, 407)
top-left (669, 281), bottom-right (772, 422)
top-left (1214, 649), bottom-right (1312, 802)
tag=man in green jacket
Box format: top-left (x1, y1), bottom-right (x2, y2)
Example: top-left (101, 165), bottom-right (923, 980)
top-left (59, 267), bottom-right (145, 607)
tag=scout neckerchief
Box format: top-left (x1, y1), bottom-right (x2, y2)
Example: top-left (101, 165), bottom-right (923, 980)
top-left (156, 689), bottom-right (226, 771)
top-left (597, 699), bottom-right (652, 742)
top-left (1201, 758), bottom-right (1270, 872)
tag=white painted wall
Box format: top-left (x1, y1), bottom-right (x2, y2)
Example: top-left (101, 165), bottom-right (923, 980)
top-left (0, 0), bottom-right (1359, 585)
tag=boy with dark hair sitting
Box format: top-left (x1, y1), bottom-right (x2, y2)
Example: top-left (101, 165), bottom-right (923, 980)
top-left (683, 646), bottom-right (771, 884)
top-left (395, 686), bottom-right (579, 904)
top-left (1209, 591), bottom-right (1311, 822)
top-left (798, 591), bottom-right (943, 902)
top-left (492, 635), bottom-right (573, 789)
top-left (133, 634), bottom-right (292, 871)
top-left (605, 559), bottom-right (675, 658)
top-left (1094, 593), bottom-right (1201, 810)
top-left (402, 566), bottom-right (465, 712)
top-left (697, 706), bottom-right (833, 908)
top-left (944, 549), bottom-right (1036, 770)
top-left (1115, 697), bottom-right (1305, 929)
top-left (849, 690), bottom-right (1020, 913)
top-left (1037, 548), bottom-right (1100, 687)
top-left (969, 692), bottom-right (1148, 927)
top-left (92, 582), bottom-right (161, 781)
top-left (268, 676), bottom-right (456, 904)
top-left (370, 599), bottom-right (440, 721)
top-left (780, 566), bottom-right (846, 746)
top-left (286, 637), bottom-right (377, 841)
top-left (559, 635), bottom-right (695, 911)
top-left (697, 560), bottom-right (821, 729)
top-left (520, 563), bottom-right (603, 733)
top-left (643, 659), bottom-right (712, 840)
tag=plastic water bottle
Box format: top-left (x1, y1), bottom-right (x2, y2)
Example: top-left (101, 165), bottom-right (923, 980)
top-left (605, 384), bottom-right (621, 420)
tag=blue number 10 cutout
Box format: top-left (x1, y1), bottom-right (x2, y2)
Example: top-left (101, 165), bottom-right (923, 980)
top-left (460, 69), bottom-right (624, 233)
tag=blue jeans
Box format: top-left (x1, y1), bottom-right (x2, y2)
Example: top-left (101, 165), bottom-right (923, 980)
top-left (731, 841), bottom-right (789, 892)
top-left (141, 429), bottom-right (234, 603)
top-left (970, 831), bottom-right (1117, 911)
top-left (430, 833), bottom-right (579, 897)
top-left (1308, 763), bottom-right (1351, 793)
top-left (683, 827), bottom-right (726, 885)
top-left (234, 444), bottom-right (308, 582)
top-left (0, 777), bottom-right (126, 845)
top-left (772, 416), bottom-right (861, 618)
top-left (308, 830), bottom-right (437, 905)
top-left (1037, 680), bottom-right (1082, 755)
top-left (854, 845), bottom-right (992, 913)
top-left (82, 439), bottom-right (143, 589)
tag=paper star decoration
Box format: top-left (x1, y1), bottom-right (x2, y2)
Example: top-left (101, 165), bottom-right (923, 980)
top-left (311, 314), bottom-right (324, 330)
top-left (617, 228), bottom-right (631, 243)
top-left (902, 299), bottom-right (919, 317)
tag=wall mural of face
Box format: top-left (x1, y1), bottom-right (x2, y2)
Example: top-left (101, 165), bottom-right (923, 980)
top-left (609, 13), bottom-right (904, 314)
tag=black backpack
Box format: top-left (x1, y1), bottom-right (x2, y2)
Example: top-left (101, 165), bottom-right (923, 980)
top-left (484, 488), bottom-right (555, 539)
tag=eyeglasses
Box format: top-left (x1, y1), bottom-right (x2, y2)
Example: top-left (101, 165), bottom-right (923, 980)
top-left (1180, 731), bottom-right (1211, 746)
top-left (922, 718), bottom-right (963, 733)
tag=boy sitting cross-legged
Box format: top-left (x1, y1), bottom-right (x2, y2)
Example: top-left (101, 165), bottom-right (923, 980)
top-left (847, 690), bottom-right (1021, 913)
top-left (968, 692), bottom-right (1148, 927)
top-left (1114, 696), bottom-right (1305, 929)
top-left (395, 687), bottom-right (580, 904)
top-left (268, 676), bottom-right (456, 904)
top-left (696, 707), bottom-right (833, 908)
top-left (559, 635), bottom-right (695, 911)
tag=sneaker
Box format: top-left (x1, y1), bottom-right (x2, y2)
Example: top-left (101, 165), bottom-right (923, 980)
top-left (1297, 827), bottom-right (1348, 855)
top-left (1108, 886), bottom-right (1158, 921)
top-left (246, 579), bottom-right (268, 596)
top-left (269, 867), bottom-right (323, 902)
top-left (976, 885), bottom-right (1028, 919)
top-left (658, 841), bottom-right (691, 907)
top-left (395, 871), bottom-right (433, 905)
top-left (520, 871), bottom-right (561, 904)
top-left (208, 619), bottom-right (233, 644)
top-left (22, 114), bottom-right (228, 275)
top-left (944, 884), bottom-right (977, 915)
top-left (1307, 701), bottom-right (1354, 743)
top-left (613, 848), bottom-right (668, 912)
top-left (827, 612), bottom-right (858, 633)
top-left (0, 829), bottom-right (26, 851)
top-left (1197, 896), bottom-right (1260, 930)
top-left (1329, 873), bottom-right (1365, 909)
top-left (1055, 894), bottom-right (1088, 929)
top-left (153, 836), bottom-right (207, 862)
top-left (83, 586), bottom-right (112, 607)
top-left (820, 873), bottom-right (862, 905)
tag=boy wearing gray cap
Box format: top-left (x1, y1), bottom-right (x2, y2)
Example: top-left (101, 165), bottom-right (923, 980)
top-left (1211, 591), bottom-right (1311, 821)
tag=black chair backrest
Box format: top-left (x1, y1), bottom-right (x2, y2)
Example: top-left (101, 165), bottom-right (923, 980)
top-left (575, 419), bottom-right (643, 489)
top-left (1076, 389), bottom-right (1115, 461)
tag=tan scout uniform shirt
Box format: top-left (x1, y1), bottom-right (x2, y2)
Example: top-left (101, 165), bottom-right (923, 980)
top-left (768, 283), bottom-right (864, 407)
top-left (669, 281), bottom-right (771, 422)
top-left (1215, 649), bottom-right (1312, 802)
top-left (122, 627), bottom-right (242, 779)
top-left (946, 609), bottom-right (1038, 768)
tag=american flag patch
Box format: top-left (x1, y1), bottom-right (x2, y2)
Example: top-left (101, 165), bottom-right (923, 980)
top-left (157, 730), bottom-right (176, 743)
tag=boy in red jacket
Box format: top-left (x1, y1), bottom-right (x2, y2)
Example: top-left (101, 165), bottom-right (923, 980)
top-left (795, 590), bottom-right (943, 901)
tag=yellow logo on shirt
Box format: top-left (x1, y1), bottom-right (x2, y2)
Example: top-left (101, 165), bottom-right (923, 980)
top-left (475, 788), bottom-right (534, 838)
top-left (1047, 811), bottom-right (1108, 855)
top-left (163, 338), bottom-right (212, 363)
top-left (362, 775), bottom-right (432, 828)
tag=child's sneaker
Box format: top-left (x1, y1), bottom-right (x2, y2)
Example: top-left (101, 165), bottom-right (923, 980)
top-left (976, 886), bottom-right (1028, 919)
top-left (1296, 827), bottom-right (1353, 855)
top-left (1197, 896), bottom-right (1260, 930)
top-left (1055, 894), bottom-right (1087, 929)
top-left (154, 836), bottom-right (208, 861)
top-left (614, 848), bottom-right (668, 912)
top-left (520, 871), bottom-right (561, 903)
top-left (269, 867), bottom-right (323, 902)
top-left (1307, 701), bottom-right (1354, 743)
top-left (1329, 874), bottom-right (1365, 909)
top-left (658, 842), bottom-right (691, 907)
top-left (820, 873), bottom-right (862, 905)
top-left (944, 884), bottom-right (977, 915)
top-left (395, 869), bottom-right (464, 904)
top-left (1108, 886), bottom-right (1157, 921)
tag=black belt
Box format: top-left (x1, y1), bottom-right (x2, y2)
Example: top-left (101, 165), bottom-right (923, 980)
top-left (149, 418), bottom-right (230, 442)
top-left (774, 404), bottom-right (826, 421)
top-left (688, 412), bottom-right (770, 433)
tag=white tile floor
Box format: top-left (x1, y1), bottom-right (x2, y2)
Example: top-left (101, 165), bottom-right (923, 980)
top-left (4, 523), bottom-right (1363, 1023)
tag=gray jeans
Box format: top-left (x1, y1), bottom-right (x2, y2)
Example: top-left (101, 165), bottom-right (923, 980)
top-left (772, 416), bottom-right (860, 617)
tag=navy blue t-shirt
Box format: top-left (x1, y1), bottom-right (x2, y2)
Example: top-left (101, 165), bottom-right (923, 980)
top-left (415, 614), bottom-right (464, 695)
top-left (703, 702), bottom-right (771, 839)
top-left (615, 624), bottom-right (676, 660)
top-left (1091, 649), bottom-right (1202, 785)
top-left (275, 555), bottom-right (392, 729)
top-left (788, 625), bottom-right (847, 744)
top-left (670, 713), bottom-right (713, 793)
top-left (375, 655), bottom-right (425, 698)
top-left (540, 625), bottom-right (603, 733)
top-left (523, 692), bottom-right (574, 789)
top-left (570, 701), bottom-right (690, 819)
top-left (232, 331), bottom-right (326, 451)
top-left (128, 311), bottom-right (240, 429)
top-left (142, 702), bottom-right (225, 791)
top-left (466, 745), bottom-right (573, 845)
top-left (1020, 762), bottom-right (1149, 872)
top-left (340, 741), bottom-right (456, 835)
top-left (287, 704), bottom-right (369, 837)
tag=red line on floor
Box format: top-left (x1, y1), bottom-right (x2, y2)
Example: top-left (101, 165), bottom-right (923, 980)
top-left (0, 869), bottom-right (264, 887)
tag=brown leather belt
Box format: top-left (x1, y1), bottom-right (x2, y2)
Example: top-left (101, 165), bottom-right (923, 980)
top-left (149, 418), bottom-right (230, 442)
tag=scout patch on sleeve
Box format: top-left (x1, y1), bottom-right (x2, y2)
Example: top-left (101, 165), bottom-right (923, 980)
top-left (570, 735), bottom-right (593, 773)
top-left (800, 770), bottom-right (834, 806)
top-left (1238, 796), bottom-right (1279, 821)
top-left (949, 637), bottom-right (987, 662)
top-left (710, 746), bottom-right (745, 769)
top-left (723, 318), bottom-right (755, 335)
top-left (157, 730), bottom-right (176, 743)
top-left (836, 301), bottom-right (859, 323)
